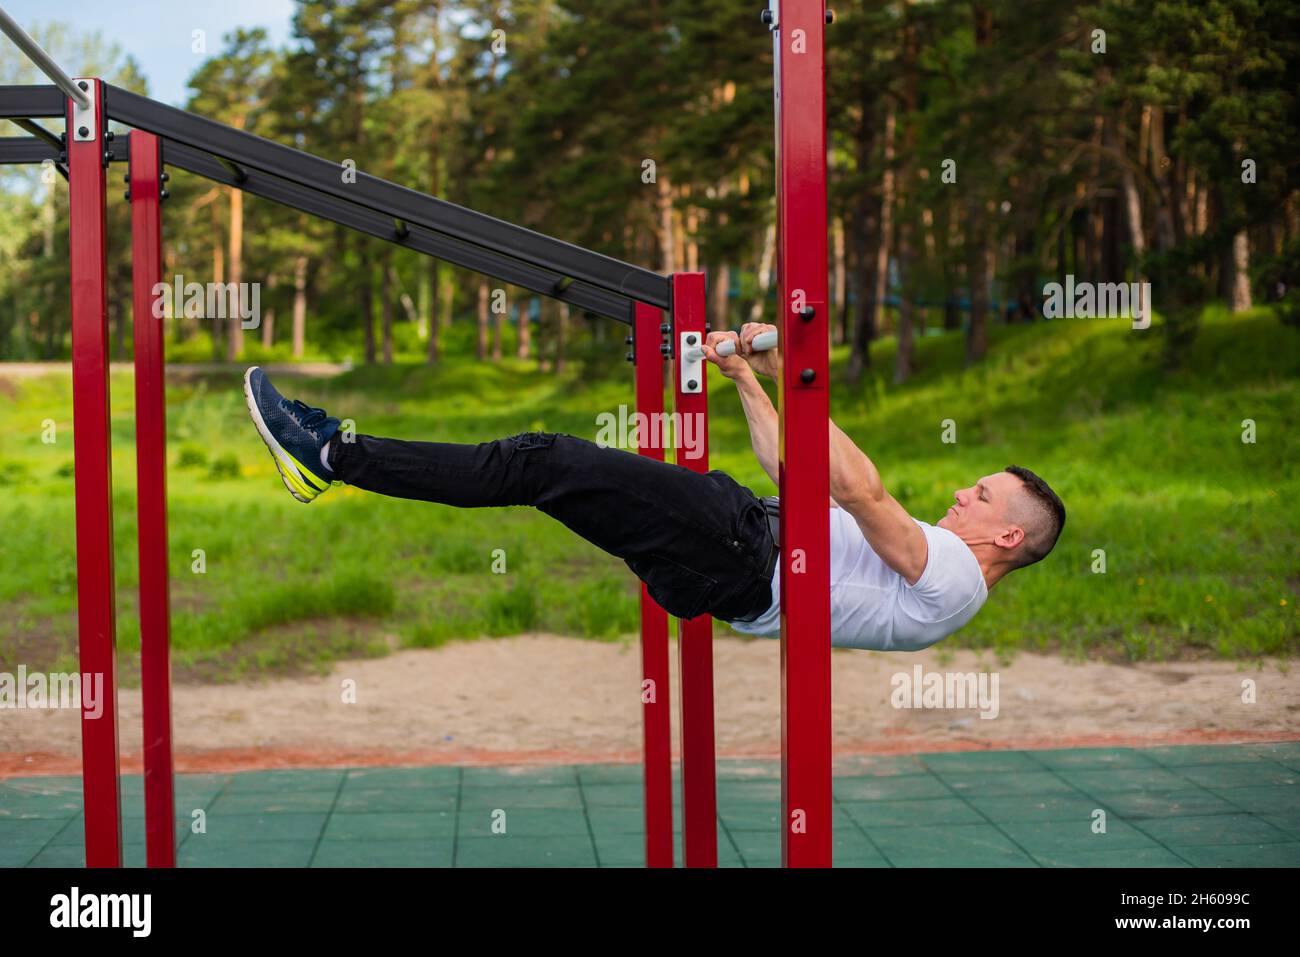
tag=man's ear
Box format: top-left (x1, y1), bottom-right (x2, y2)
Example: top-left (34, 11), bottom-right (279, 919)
top-left (995, 525), bottom-right (1025, 550)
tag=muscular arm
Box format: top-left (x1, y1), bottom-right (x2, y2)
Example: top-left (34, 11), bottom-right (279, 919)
top-left (826, 419), bottom-right (929, 585)
top-left (708, 323), bottom-right (929, 585)
top-left (735, 374), bottom-right (780, 485)
top-left (736, 375), bottom-right (837, 507)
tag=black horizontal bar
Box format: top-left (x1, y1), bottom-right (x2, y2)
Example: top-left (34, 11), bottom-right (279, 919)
top-left (108, 85), bottom-right (671, 309)
top-left (0, 84), bottom-right (65, 118)
top-left (0, 134), bottom-right (57, 163)
top-left (161, 139), bottom-right (634, 324)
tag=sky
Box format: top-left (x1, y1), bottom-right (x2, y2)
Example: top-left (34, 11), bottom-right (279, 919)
top-left (1, 0), bottom-right (297, 105)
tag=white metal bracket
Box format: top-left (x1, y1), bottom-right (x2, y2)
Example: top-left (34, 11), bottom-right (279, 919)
top-left (679, 331), bottom-right (704, 394)
top-left (71, 78), bottom-right (96, 142)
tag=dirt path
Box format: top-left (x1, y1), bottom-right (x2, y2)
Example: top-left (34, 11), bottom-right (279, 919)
top-left (3, 635), bottom-right (1296, 776)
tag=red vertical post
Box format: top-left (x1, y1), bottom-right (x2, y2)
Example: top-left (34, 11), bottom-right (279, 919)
top-left (130, 130), bottom-right (176, 868)
top-left (67, 77), bottom-right (123, 867)
top-left (670, 272), bottom-right (717, 867)
top-left (774, 0), bottom-right (833, 867)
top-left (633, 302), bottom-right (673, 868)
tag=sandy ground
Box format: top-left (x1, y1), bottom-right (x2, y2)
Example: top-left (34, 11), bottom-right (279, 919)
top-left (2, 635), bottom-right (1297, 776)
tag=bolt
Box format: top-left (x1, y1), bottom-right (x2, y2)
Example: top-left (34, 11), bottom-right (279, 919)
top-left (161, 189), bottom-right (170, 200)
top-left (123, 190), bottom-right (131, 201)
top-left (800, 368), bottom-right (816, 384)
top-left (687, 379), bottom-right (699, 390)
top-left (77, 126), bottom-right (89, 138)
top-left (105, 131), bottom-right (115, 141)
top-left (660, 343), bottom-right (672, 357)
top-left (78, 81), bottom-right (88, 91)
top-left (800, 306), bottom-right (816, 320)
top-left (760, 9), bottom-right (773, 25)
top-left (624, 335), bottom-right (634, 345)
top-left (660, 322), bottom-right (671, 334)
top-left (626, 352), bottom-right (635, 363)
top-left (685, 333), bottom-right (698, 346)
top-left (161, 172), bottom-right (170, 182)
top-left (826, 9), bottom-right (835, 24)
top-left (123, 173), bottom-right (130, 184)
top-left (704, 323), bottom-right (711, 333)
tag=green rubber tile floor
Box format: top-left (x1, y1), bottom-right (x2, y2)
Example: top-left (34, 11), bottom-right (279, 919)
top-left (2, 741), bottom-right (1297, 867)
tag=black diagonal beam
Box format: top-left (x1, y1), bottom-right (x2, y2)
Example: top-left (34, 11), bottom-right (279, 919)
top-left (161, 139), bottom-right (634, 324)
top-left (107, 85), bottom-right (670, 310)
top-left (0, 131), bottom-right (633, 321)
top-left (12, 118), bottom-right (61, 149)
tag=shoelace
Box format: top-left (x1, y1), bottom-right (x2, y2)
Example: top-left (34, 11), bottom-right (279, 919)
top-left (288, 398), bottom-right (330, 433)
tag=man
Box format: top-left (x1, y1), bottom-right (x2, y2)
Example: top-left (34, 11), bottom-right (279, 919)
top-left (243, 323), bottom-right (1065, 651)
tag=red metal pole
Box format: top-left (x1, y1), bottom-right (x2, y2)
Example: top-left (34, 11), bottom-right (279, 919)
top-left (67, 77), bottom-right (123, 867)
top-left (670, 272), bottom-right (717, 867)
top-left (130, 130), bottom-right (176, 868)
top-left (774, 0), bottom-right (833, 867)
top-left (633, 302), bottom-right (673, 868)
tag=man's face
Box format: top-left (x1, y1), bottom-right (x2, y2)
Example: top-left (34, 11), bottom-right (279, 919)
top-left (937, 471), bottom-right (1024, 546)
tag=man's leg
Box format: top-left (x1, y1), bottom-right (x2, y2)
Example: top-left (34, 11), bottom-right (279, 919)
top-left (243, 366), bottom-right (773, 621)
top-left (331, 431), bottom-right (774, 621)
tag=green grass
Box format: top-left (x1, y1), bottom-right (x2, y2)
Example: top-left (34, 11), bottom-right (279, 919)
top-left (0, 305), bottom-right (1296, 681)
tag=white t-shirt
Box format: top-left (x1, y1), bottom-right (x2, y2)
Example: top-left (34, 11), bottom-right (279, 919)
top-left (727, 508), bottom-right (988, 651)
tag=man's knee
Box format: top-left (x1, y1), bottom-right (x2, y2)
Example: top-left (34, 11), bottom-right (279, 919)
top-left (509, 430), bottom-right (560, 451)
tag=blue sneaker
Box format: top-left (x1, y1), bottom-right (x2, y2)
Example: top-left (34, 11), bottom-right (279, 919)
top-left (243, 366), bottom-right (341, 503)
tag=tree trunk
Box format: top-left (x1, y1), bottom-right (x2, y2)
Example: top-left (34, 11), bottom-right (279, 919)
top-left (292, 256), bottom-right (308, 359)
top-left (893, 19), bottom-right (919, 383)
top-left (555, 302), bottom-right (568, 373)
top-left (710, 262), bottom-right (730, 331)
top-left (832, 216), bottom-right (847, 345)
top-left (261, 274), bottom-right (277, 349)
top-left (516, 300), bottom-right (531, 360)
top-left (748, 222), bottom-right (776, 323)
top-left (492, 288), bottom-right (504, 361)
top-left (42, 183), bottom-right (56, 356)
top-left (226, 186), bottom-right (244, 360)
top-left (381, 259), bottom-right (394, 364)
top-left (359, 241), bottom-right (375, 364)
top-left (1149, 107), bottom-right (1177, 251)
top-left (849, 103), bottom-right (894, 385)
top-left (426, 259), bottom-right (440, 363)
top-left (1228, 229), bottom-right (1252, 312)
top-left (845, 190), bottom-right (878, 381)
top-left (966, 202), bottom-right (991, 364)
top-left (420, 0), bottom-right (444, 343)
top-left (1119, 121), bottom-right (1147, 281)
top-left (874, 107), bottom-right (896, 344)
top-left (211, 221), bottom-right (224, 359)
top-left (685, 188), bottom-right (699, 273)
top-left (657, 175), bottom-right (676, 273)
top-left (476, 279), bottom-right (489, 360)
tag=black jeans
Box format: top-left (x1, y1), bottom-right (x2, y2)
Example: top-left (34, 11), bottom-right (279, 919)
top-left (330, 431), bottom-right (776, 622)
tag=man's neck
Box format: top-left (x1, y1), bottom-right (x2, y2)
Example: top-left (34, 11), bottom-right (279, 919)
top-left (966, 542), bottom-right (1010, 590)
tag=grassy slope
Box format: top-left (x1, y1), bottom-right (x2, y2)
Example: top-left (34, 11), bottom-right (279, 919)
top-left (0, 306), bottom-right (1296, 682)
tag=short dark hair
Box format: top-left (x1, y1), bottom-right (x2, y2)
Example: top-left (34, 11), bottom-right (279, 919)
top-left (1003, 465), bottom-right (1066, 568)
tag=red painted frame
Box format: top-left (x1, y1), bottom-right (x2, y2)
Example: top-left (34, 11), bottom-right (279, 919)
top-left (130, 130), bottom-right (177, 868)
top-left (67, 77), bottom-right (123, 867)
top-left (775, 0), bottom-right (833, 867)
top-left (669, 272), bottom-right (717, 867)
top-left (55, 5), bottom-right (834, 869)
top-left (633, 302), bottom-right (674, 868)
